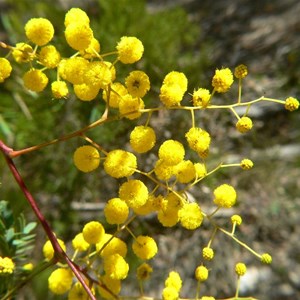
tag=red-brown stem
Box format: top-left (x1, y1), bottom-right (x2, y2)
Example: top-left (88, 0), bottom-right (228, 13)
top-left (0, 140), bottom-right (96, 300)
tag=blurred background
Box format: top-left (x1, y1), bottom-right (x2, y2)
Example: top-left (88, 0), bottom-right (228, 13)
top-left (0, 0), bottom-right (299, 299)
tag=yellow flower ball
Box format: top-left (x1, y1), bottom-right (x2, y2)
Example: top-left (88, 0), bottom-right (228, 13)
top-left (0, 257), bottom-right (15, 274)
top-left (82, 221), bottom-right (105, 244)
top-left (240, 158), bottom-right (254, 170)
top-left (231, 214), bottom-right (242, 226)
top-left (192, 88), bottom-right (211, 107)
top-left (212, 67), bottom-right (234, 93)
top-left (235, 262), bottom-right (247, 276)
top-left (48, 268), bottom-right (73, 295)
top-left (159, 84), bottom-right (185, 107)
top-left (285, 97), bottom-right (299, 111)
top-left (72, 233), bottom-right (90, 252)
top-left (23, 69), bottom-right (48, 92)
top-left (64, 8), bottom-right (90, 27)
top-left (185, 127), bottom-right (211, 154)
top-left (165, 271), bottom-right (182, 292)
top-left (158, 140), bottom-right (185, 166)
top-left (65, 23), bottom-right (93, 51)
top-left (96, 234), bottom-right (127, 258)
top-left (84, 61), bottom-right (112, 89)
top-left (39, 45), bottom-right (61, 69)
top-left (195, 265), bottom-right (209, 281)
top-left (51, 81), bottom-right (69, 99)
top-left (194, 163), bottom-right (207, 179)
top-left (103, 253), bottom-right (129, 280)
top-left (175, 160), bottom-right (196, 183)
top-left (236, 116), bottom-right (253, 133)
top-left (104, 149), bottom-right (137, 178)
top-left (132, 235), bottom-right (158, 260)
top-left (12, 43), bottom-right (34, 63)
top-left (74, 83), bottom-right (100, 101)
top-left (125, 70), bottom-right (150, 98)
top-left (202, 247), bottom-right (214, 260)
top-left (119, 179), bottom-right (148, 209)
top-left (154, 159), bottom-right (176, 181)
top-left (43, 239), bottom-right (66, 261)
top-left (118, 94), bottom-right (145, 120)
top-left (116, 36), bottom-right (144, 64)
top-left (104, 198), bottom-right (129, 225)
top-left (73, 145), bottom-right (100, 172)
top-left (79, 37), bottom-right (101, 59)
top-left (162, 286), bottom-right (179, 300)
top-left (137, 263), bottom-right (153, 280)
top-left (179, 202), bottom-right (203, 230)
top-left (0, 58), bottom-right (12, 83)
top-left (130, 125), bottom-right (156, 153)
top-left (213, 184), bottom-right (237, 208)
top-left (98, 274), bottom-right (121, 299)
top-left (234, 64), bottom-right (248, 79)
top-left (25, 18), bottom-right (54, 46)
top-left (261, 253), bottom-right (272, 264)
top-left (68, 282), bottom-right (95, 300)
top-left (102, 82), bottom-right (128, 108)
top-left (61, 57), bottom-right (89, 85)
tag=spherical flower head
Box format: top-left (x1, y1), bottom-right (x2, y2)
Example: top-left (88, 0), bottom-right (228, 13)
top-left (261, 253), bottom-right (272, 264)
top-left (157, 205), bottom-right (180, 227)
top-left (163, 71), bottom-right (188, 91)
top-left (104, 198), bottom-right (129, 224)
top-left (25, 18), bottom-right (54, 46)
top-left (96, 234), bottom-right (127, 258)
top-left (213, 184), bottom-right (237, 208)
top-left (165, 271), bottom-right (182, 292)
top-left (23, 69), bottom-right (48, 92)
top-left (192, 88), bottom-right (211, 108)
top-left (82, 221), bottom-right (105, 244)
top-left (159, 140), bottom-right (185, 166)
top-left (62, 57), bottom-right (89, 85)
top-left (234, 64), bottom-right (248, 79)
top-left (119, 94), bottom-right (145, 120)
top-left (202, 247), bottom-right (214, 260)
top-left (137, 263), bottom-right (153, 281)
top-left (185, 127), bottom-right (211, 154)
top-left (74, 83), bottom-right (100, 101)
top-left (125, 70), bottom-right (150, 98)
top-left (98, 274), bottom-right (121, 299)
top-left (231, 214), bottom-right (242, 226)
top-left (0, 257), bottom-right (15, 274)
top-left (285, 97), bottom-right (299, 111)
top-left (130, 125), bottom-right (156, 153)
top-left (104, 149), bottom-right (137, 178)
top-left (72, 233), bottom-right (90, 252)
top-left (103, 253), bottom-right (129, 280)
top-left (195, 265), bottom-right (209, 282)
top-left (154, 159), bottom-right (176, 181)
top-left (38, 45), bottom-right (61, 69)
top-left (65, 23), bottom-right (93, 51)
top-left (102, 82), bottom-right (127, 108)
top-left (175, 160), bottom-right (196, 183)
top-left (159, 84), bottom-right (185, 107)
top-left (84, 61), bottom-right (112, 89)
top-left (51, 81), bottom-right (69, 99)
top-left (179, 202), bottom-right (203, 230)
top-left (116, 36), bottom-right (144, 64)
top-left (162, 286), bottom-right (179, 300)
top-left (235, 262), bottom-right (247, 276)
top-left (73, 145), bottom-right (100, 173)
top-left (236, 116), bottom-right (253, 133)
top-left (119, 179), bottom-right (148, 209)
top-left (64, 8), bottom-right (90, 27)
top-left (212, 67), bottom-right (234, 93)
top-left (0, 58), bottom-right (12, 83)
top-left (43, 239), bottom-right (66, 261)
top-left (12, 43), bottom-right (34, 63)
top-left (132, 235), bottom-right (158, 260)
top-left (68, 282), bottom-right (95, 300)
top-left (194, 163), bottom-right (207, 179)
top-left (240, 158), bottom-right (253, 170)
top-left (79, 37), bottom-right (101, 59)
top-left (48, 268), bottom-right (73, 295)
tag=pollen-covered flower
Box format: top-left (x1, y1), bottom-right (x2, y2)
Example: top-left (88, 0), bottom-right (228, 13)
top-left (162, 287), bottom-right (179, 300)
top-left (234, 64), bottom-right (248, 79)
top-left (119, 94), bottom-right (144, 120)
top-left (84, 61), bottom-right (112, 89)
top-left (154, 159), bottom-right (176, 181)
top-left (158, 140), bottom-right (185, 166)
top-left (104, 149), bottom-right (137, 178)
top-left (98, 274), bottom-right (121, 299)
top-left (175, 160), bottom-right (196, 183)
top-left (102, 82), bottom-right (128, 108)
top-left (65, 23), bottom-right (93, 51)
top-left (104, 198), bottom-right (129, 224)
top-left (64, 8), bottom-right (90, 27)
top-left (179, 202), bottom-right (203, 230)
top-left (73, 145), bottom-right (100, 172)
top-left (185, 127), bottom-right (211, 154)
top-left (236, 116), bottom-right (253, 133)
top-left (132, 235), bottom-right (158, 260)
top-left (74, 83), bottom-right (100, 101)
top-left (68, 282), bottom-right (95, 300)
top-left (72, 233), bottom-right (90, 252)
top-left (284, 97), bottom-right (299, 111)
top-left (48, 268), bottom-right (73, 295)
top-left (240, 158), bottom-right (253, 170)
top-left (202, 247), bottom-right (214, 260)
top-left (43, 239), bottom-right (66, 261)
top-left (130, 125), bottom-right (156, 153)
top-left (125, 70), bottom-right (150, 98)
top-left (51, 81), bottom-right (69, 99)
top-left (165, 271), bottom-right (182, 292)
top-left (61, 57), bottom-right (88, 85)
top-left (195, 265), bottom-right (209, 282)
top-left (82, 221), bottom-right (105, 244)
top-left (23, 69), bottom-right (48, 92)
top-left (231, 214), bottom-right (242, 226)
top-left (96, 234), bottom-right (127, 258)
top-left (116, 36), bottom-right (144, 64)
top-left (235, 262), bottom-right (247, 276)
top-left (261, 253), bottom-right (272, 264)
top-left (192, 88), bottom-right (211, 107)
top-left (137, 263), bottom-right (153, 280)
top-left (0, 58), bottom-right (12, 83)
top-left (212, 68), bottom-right (234, 93)
top-left (39, 45), bottom-right (61, 69)
top-left (12, 43), bottom-right (34, 63)
top-left (79, 37), bottom-right (101, 59)
top-left (119, 179), bottom-right (148, 209)
top-left (0, 257), bottom-right (15, 274)
top-left (213, 184), bottom-right (237, 208)
top-left (25, 18), bottom-right (54, 46)
top-left (194, 163), bottom-right (207, 179)
top-left (103, 253), bottom-right (129, 280)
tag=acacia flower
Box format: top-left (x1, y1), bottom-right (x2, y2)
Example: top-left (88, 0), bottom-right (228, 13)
top-left (236, 116), bottom-right (253, 133)
top-left (64, 8), bottom-right (90, 27)
top-left (102, 82), bottom-right (128, 108)
top-left (285, 97), bottom-right (299, 111)
top-left (82, 221), bottom-right (105, 244)
top-left (213, 184), bottom-right (237, 208)
top-left (179, 202), bottom-right (203, 229)
top-left (195, 265), bottom-right (209, 281)
top-left (234, 64), bottom-right (248, 79)
top-left (25, 18), bottom-right (54, 46)
top-left (192, 88), bottom-right (211, 107)
top-left (240, 158), bottom-right (254, 170)
top-left (98, 274), bottom-right (121, 299)
top-left (125, 70), bottom-right (150, 98)
top-left (235, 262), bottom-right (247, 276)
top-left (116, 36), bottom-right (144, 64)
top-left (23, 69), bottom-right (48, 92)
top-left (0, 257), bottom-right (15, 274)
top-left (202, 247), bottom-right (214, 260)
top-left (12, 43), bottom-right (34, 63)
top-left (165, 271), bottom-right (182, 292)
top-left (103, 253), bottom-right (129, 280)
top-left (132, 235), bottom-right (158, 260)
top-left (261, 253), bottom-right (272, 264)
top-left (231, 214), bottom-right (242, 226)
top-left (43, 239), bottom-right (66, 261)
top-left (185, 127), bottom-right (211, 154)
top-left (118, 94), bottom-right (145, 120)
top-left (0, 58), bottom-right (12, 83)
top-left (158, 140), bottom-right (185, 166)
top-left (104, 198), bottom-right (129, 224)
top-left (212, 67), bottom-right (234, 93)
top-left (96, 234), bottom-right (127, 258)
top-left (65, 23), bottom-right (93, 51)
top-left (39, 45), bottom-right (61, 69)
top-left (175, 160), bottom-right (196, 183)
top-left (74, 83), bottom-right (100, 101)
top-left (72, 233), bottom-right (90, 252)
top-left (48, 268), bottom-right (73, 295)
top-left (73, 145), bottom-right (100, 172)
top-left (130, 125), bottom-right (156, 153)
top-left (51, 81), bottom-right (69, 99)
top-left (137, 263), bottom-right (153, 280)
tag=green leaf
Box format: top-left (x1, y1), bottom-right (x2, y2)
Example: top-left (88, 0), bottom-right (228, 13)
top-left (23, 222), bottom-right (37, 234)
